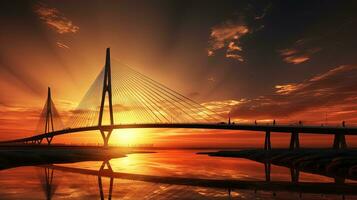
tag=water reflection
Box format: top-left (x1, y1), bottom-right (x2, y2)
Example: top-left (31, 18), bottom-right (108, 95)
top-left (39, 158), bottom-right (356, 200)
top-left (2, 150), bottom-right (356, 199)
top-left (41, 168), bottom-right (55, 200)
top-left (98, 160), bottom-right (114, 200)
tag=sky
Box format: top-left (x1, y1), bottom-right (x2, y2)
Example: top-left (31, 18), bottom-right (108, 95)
top-left (0, 0), bottom-right (357, 147)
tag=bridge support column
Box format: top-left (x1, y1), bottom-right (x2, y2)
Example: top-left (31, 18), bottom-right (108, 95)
top-left (264, 162), bottom-right (271, 182)
top-left (37, 138), bottom-right (43, 144)
top-left (334, 176), bottom-right (346, 184)
top-left (100, 129), bottom-right (113, 148)
top-left (45, 136), bottom-right (53, 145)
top-left (333, 133), bottom-right (347, 149)
top-left (31, 139), bottom-right (41, 144)
top-left (289, 132), bottom-right (299, 150)
top-left (44, 87), bottom-right (55, 145)
top-left (290, 167), bottom-right (299, 183)
top-left (264, 130), bottom-right (271, 151)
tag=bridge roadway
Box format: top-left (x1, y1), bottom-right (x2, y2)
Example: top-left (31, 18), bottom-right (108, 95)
top-left (1, 123), bottom-right (357, 144)
top-left (43, 164), bottom-right (357, 195)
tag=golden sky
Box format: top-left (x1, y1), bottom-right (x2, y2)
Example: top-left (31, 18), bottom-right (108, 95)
top-left (0, 1), bottom-right (357, 147)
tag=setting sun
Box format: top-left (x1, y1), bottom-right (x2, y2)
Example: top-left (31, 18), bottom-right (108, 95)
top-left (110, 129), bottom-right (146, 146)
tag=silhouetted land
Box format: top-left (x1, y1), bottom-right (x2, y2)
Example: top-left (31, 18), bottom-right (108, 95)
top-left (200, 149), bottom-right (357, 181)
top-left (0, 145), bottom-right (154, 170)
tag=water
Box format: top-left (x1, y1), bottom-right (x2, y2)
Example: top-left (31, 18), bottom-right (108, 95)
top-left (0, 150), bottom-right (356, 200)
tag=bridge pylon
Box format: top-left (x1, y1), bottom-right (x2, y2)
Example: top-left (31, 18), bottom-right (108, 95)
top-left (333, 133), bottom-right (347, 149)
top-left (44, 87), bottom-right (55, 145)
top-left (98, 48), bottom-right (114, 147)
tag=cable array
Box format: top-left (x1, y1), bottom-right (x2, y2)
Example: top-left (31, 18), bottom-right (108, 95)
top-left (35, 98), bottom-right (64, 133)
top-left (38, 61), bottom-right (224, 130)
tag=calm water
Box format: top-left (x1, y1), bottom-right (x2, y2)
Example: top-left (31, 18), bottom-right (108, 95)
top-left (0, 150), bottom-right (356, 200)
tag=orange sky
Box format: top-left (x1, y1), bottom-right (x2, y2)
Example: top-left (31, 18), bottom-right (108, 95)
top-left (0, 1), bottom-right (357, 147)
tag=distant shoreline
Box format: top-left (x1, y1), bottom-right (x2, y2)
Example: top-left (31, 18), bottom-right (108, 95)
top-left (200, 149), bottom-right (357, 181)
top-left (0, 146), bottom-right (154, 170)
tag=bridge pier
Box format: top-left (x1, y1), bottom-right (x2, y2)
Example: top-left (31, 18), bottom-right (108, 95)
top-left (264, 162), bottom-right (271, 182)
top-left (100, 129), bottom-right (113, 148)
top-left (290, 167), bottom-right (299, 183)
top-left (37, 139), bottom-right (43, 144)
top-left (264, 130), bottom-right (271, 150)
top-left (333, 133), bottom-right (347, 149)
top-left (289, 132), bottom-right (300, 150)
top-left (45, 136), bottom-right (53, 145)
top-left (31, 140), bottom-right (40, 144)
top-left (334, 176), bottom-right (346, 184)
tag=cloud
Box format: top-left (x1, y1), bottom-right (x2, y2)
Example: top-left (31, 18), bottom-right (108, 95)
top-left (34, 3), bottom-right (79, 34)
top-left (202, 99), bottom-right (244, 115)
top-left (279, 39), bottom-right (321, 64)
top-left (56, 42), bottom-right (70, 49)
top-left (254, 3), bottom-right (272, 20)
top-left (0, 104), bottom-right (42, 140)
top-left (208, 20), bottom-right (249, 61)
top-left (207, 76), bottom-right (216, 82)
top-left (229, 65), bottom-right (357, 123)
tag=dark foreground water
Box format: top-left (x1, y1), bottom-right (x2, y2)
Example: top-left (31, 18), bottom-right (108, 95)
top-left (0, 150), bottom-right (356, 200)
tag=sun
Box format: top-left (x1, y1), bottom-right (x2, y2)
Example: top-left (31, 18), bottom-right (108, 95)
top-left (110, 129), bottom-right (144, 146)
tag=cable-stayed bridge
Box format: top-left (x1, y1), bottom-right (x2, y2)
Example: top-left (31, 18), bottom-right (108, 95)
top-left (1, 48), bottom-right (357, 149)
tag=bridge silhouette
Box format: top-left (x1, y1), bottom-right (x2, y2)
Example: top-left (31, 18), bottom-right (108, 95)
top-left (1, 48), bottom-right (356, 149)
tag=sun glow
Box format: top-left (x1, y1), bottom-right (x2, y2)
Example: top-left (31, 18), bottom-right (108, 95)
top-left (110, 129), bottom-right (146, 146)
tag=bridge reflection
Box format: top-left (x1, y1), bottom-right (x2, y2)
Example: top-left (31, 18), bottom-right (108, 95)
top-left (98, 160), bottom-right (114, 200)
top-left (39, 160), bottom-right (355, 200)
top-left (39, 168), bottom-right (56, 200)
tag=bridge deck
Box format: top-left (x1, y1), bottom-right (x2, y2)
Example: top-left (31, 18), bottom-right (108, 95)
top-left (1, 123), bottom-right (357, 144)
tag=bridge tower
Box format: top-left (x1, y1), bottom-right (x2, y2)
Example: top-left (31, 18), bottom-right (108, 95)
top-left (44, 87), bottom-right (55, 145)
top-left (333, 133), bottom-right (347, 149)
top-left (98, 48), bottom-right (114, 147)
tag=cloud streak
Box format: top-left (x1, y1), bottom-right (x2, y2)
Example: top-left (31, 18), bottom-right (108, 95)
top-left (279, 39), bottom-right (321, 64)
top-left (56, 42), bottom-right (70, 49)
top-left (208, 21), bottom-right (249, 62)
top-left (34, 3), bottom-right (79, 34)
top-left (202, 99), bottom-right (244, 116)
